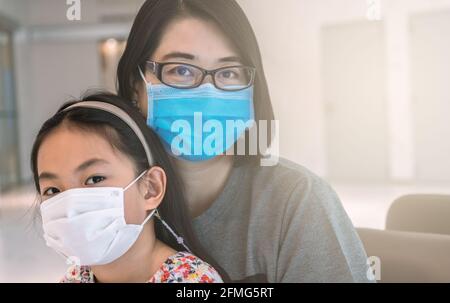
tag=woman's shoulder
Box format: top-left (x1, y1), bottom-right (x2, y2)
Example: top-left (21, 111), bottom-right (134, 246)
top-left (248, 157), bottom-right (323, 183)
top-left (149, 251), bottom-right (223, 283)
top-left (244, 157), bottom-right (336, 201)
top-left (240, 157), bottom-right (344, 225)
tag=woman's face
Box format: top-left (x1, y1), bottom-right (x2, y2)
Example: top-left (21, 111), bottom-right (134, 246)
top-left (36, 125), bottom-right (160, 224)
top-left (137, 17), bottom-right (242, 115)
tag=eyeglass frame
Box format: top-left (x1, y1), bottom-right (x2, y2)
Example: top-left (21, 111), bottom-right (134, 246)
top-left (143, 60), bottom-right (256, 92)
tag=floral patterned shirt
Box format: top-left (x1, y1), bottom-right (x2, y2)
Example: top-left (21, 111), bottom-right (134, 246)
top-left (60, 251), bottom-right (223, 283)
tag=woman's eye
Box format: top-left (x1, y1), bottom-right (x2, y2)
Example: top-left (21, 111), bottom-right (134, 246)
top-left (219, 70), bottom-right (238, 79)
top-left (42, 187), bottom-right (60, 197)
top-left (85, 176), bottom-right (106, 186)
top-left (177, 66), bottom-right (190, 76)
top-left (169, 66), bottom-right (193, 77)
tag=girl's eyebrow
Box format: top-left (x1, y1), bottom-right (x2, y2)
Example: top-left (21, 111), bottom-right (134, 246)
top-left (38, 158), bottom-right (109, 181)
top-left (75, 158), bottom-right (109, 173)
top-left (38, 172), bottom-right (58, 181)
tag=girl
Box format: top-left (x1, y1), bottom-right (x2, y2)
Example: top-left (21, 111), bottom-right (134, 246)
top-left (31, 92), bottom-right (225, 283)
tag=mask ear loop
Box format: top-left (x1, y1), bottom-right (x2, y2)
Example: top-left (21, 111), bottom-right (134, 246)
top-left (138, 66), bottom-right (155, 126)
top-left (129, 172), bottom-right (191, 253)
top-left (124, 170), bottom-right (148, 191)
top-left (141, 208), bottom-right (157, 226)
top-left (124, 170), bottom-right (159, 227)
top-left (154, 209), bottom-right (192, 253)
top-left (138, 66), bottom-right (150, 85)
top-left (132, 67), bottom-right (147, 111)
top-left (47, 240), bottom-right (81, 272)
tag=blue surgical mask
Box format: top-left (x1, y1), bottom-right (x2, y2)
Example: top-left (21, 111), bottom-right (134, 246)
top-left (140, 71), bottom-right (255, 162)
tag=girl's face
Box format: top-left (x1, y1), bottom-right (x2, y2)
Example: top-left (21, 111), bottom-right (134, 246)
top-left (137, 17), bottom-right (242, 115)
top-left (36, 125), bottom-right (164, 224)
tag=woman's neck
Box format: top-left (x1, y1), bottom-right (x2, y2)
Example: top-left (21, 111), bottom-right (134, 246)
top-left (91, 224), bottom-right (176, 283)
top-left (174, 156), bottom-right (234, 218)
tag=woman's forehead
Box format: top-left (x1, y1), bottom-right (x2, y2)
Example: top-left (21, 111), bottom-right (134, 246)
top-left (152, 17), bottom-right (240, 65)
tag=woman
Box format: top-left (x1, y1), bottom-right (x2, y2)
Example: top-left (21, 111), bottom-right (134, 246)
top-left (117, 0), bottom-right (371, 282)
top-left (31, 93), bottom-right (225, 283)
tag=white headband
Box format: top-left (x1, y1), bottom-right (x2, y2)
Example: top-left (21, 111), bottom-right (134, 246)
top-left (63, 101), bottom-right (154, 166)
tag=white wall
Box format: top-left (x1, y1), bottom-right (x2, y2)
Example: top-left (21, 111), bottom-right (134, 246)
top-left (3, 0), bottom-right (450, 183)
top-left (237, 0), bottom-right (326, 176)
top-left (0, 0), bottom-right (28, 25)
top-left (238, 0), bottom-right (450, 182)
top-left (410, 10), bottom-right (450, 183)
top-left (8, 0), bottom-right (144, 181)
top-left (322, 21), bottom-right (389, 182)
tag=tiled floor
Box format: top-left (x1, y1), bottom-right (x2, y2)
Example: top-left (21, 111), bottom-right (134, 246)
top-left (1, 182), bottom-right (450, 282)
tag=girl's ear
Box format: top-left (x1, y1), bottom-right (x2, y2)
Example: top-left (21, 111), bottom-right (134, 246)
top-left (140, 166), bottom-right (167, 210)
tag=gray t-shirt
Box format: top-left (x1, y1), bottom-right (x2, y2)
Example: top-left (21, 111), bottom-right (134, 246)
top-left (192, 157), bottom-right (371, 282)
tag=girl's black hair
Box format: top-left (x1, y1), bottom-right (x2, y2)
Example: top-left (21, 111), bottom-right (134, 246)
top-left (117, 0), bottom-right (274, 157)
top-left (30, 92), bottom-right (229, 281)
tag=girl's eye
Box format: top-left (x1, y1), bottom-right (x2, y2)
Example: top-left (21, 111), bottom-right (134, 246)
top-left (42, 187), bottom-right (60, 197)
top-left (85, 176), bottom-right (106, 186)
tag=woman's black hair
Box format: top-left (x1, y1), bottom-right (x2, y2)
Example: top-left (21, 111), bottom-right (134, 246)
top-left (30, 92), bottom-right (229, 281)
top-left (117, 0), bottom-right (274, 157)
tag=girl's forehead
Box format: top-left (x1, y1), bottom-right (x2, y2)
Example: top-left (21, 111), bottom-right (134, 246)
top-left (37, 126), bottom-right (126, 173)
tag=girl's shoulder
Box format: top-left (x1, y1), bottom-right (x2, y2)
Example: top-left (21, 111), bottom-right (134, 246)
top-left (59, 252), bottom-right (223, 283)
top-left (149, 251), bottom-right (223, 283)
top-left (60, 265), bottom-right (94, 283)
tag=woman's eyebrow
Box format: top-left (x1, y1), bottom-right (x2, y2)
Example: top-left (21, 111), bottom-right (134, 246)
top-left (218, 56), bottom-right (243, 64)
top-left (160, 52), bottom-right (243, 64)
top-left (161, 52), bottom-right (196, 61)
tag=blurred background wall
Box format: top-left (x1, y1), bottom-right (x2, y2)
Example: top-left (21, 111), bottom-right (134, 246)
top-left (0, 0), bottom-right (449, 187)
top-left (239, 0), bottom-right (450, 184)
top-left (0, 0), bottom-right (450, 282)
top-left (0, 0), bottom-right (144, 187)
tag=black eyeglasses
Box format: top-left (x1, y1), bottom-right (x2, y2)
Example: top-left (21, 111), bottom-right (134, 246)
top-left (144, 61), bottom-right (256, 91)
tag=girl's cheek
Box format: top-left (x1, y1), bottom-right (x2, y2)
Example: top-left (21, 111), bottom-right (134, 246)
top-left (123, 191), bottom-right (146, 225)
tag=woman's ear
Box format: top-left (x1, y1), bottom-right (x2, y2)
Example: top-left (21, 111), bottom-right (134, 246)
top-left (139, 166), bottom-right (167, 210)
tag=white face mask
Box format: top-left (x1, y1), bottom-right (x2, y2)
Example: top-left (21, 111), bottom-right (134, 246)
top-left (40, 171), bottom-right (157, 266)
